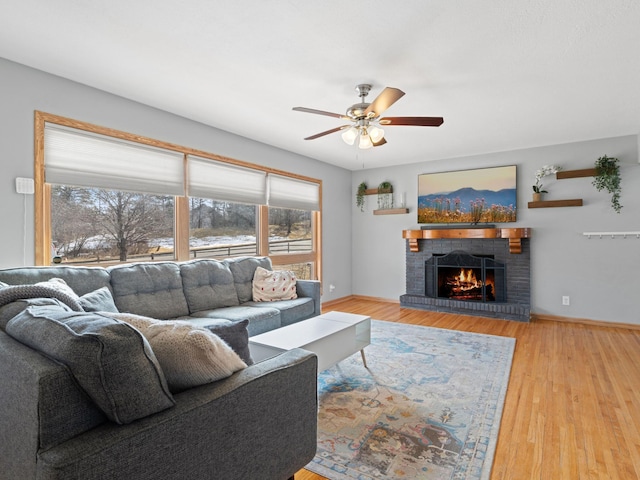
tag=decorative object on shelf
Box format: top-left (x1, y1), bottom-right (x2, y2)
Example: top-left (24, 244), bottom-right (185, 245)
top-left (377, 181), bottom-right (393, 210)
top-left (532, 164), bottom-right (562, 200)
top-left (356, 181), bottom-right (367, 212)
top-left (592, 155), bottom-right (622, 213)
top-left (399, 192), bottom-right (406, 208)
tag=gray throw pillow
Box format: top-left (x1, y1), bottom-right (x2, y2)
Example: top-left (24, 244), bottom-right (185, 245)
top-left (0, 297), bottom-right (72, 330)
top-left (79, 287), bottom-right (119, 313)
top-left (6, 306), bottom-right (175, 424)
top-left (206, 319), bottom-right (254, 365)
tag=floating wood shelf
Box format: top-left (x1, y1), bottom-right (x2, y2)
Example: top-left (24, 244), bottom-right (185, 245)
top-left (525, 169), bottom-right (596, 208)
top-left (556, 168), bottom-right (596, 179)
top-left (402, 227), bottom-right (531, 254)
top-left (373, 208), bottom-right (409, 215)
top-left (364, 188), bottom-right (393, 195)
top-left (528, 199), bottom-right (583, 208)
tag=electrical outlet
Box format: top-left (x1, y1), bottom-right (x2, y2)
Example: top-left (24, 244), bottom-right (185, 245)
top-left (562, 296), bottom-right (570, 306)
top-left (329, 284), bottom-right (336, 292)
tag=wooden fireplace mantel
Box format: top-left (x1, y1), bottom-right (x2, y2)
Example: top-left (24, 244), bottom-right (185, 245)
top-left (402, 227), bottom-right (532, 254)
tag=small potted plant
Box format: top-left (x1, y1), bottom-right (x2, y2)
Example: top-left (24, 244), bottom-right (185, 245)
top-left (532, 165), bottom-right (562, 201)
top-left (356, 181), bottom-right (368, 212)
top-left (592, 155), bottom-right (622, 213)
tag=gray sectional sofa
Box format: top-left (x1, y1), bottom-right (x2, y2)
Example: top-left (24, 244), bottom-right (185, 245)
top-left (0, 256), bottom-right (320, 480)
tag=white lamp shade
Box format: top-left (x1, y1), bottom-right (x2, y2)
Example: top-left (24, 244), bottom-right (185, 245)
top-left (368, 126), bottom-right (385, 143)
top-left (341, 126), bottom-right (358, 145)
top-left (359, 133), bottom-right (373, 149)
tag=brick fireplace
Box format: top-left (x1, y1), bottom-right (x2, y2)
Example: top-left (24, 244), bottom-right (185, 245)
top-left (400, 228), bottom-right (531, 322)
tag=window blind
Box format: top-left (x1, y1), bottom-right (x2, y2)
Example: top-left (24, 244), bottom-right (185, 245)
top-left (268, 174), bottom-right (320, 211)
top-left (44, 123), bottom-right (185, 196)
top-left (188, 155), bottom-right (267, 204)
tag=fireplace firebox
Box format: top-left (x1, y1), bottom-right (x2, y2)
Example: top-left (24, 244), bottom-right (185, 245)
top-left (425, 251), bottom-right (506, 303)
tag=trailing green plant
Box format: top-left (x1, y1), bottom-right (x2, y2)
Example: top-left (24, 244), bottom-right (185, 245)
top-left (592, 155), bottom-right (622, 213)
top-left (377, 181), bottom-right (393, 209)
top-left (356, 181), bottom-right (367, 212)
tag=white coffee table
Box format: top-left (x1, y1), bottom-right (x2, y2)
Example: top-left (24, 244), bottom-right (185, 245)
top-left (249, 311), bottom-right (371, 372)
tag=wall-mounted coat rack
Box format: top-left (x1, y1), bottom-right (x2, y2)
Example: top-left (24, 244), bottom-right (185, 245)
top-left (583, 231), bottom-right (640, 239)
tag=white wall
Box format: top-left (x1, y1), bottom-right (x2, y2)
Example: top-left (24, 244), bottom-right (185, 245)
top-left (0, 58), bottom-right (352, 302)
top-left (352, 136), bottom-right (640, 325)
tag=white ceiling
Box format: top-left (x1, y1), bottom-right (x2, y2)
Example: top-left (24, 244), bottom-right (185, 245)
top-left (2, 0), bottom-right (640, 170)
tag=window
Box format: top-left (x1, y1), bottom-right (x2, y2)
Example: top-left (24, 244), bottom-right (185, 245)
top-left (35, 111), bottom-right (322, 281)
top-left (189, 198), bottom-right (258, 259)
top-left (51, 186), bottom-right (174, 264)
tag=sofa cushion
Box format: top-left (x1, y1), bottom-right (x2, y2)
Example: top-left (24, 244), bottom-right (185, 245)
top-left (246, 297), bottom-right (316, 327)
top-left (252, 266), bottom-right (297, 302)
top-left (187, 318), bottom-right (254, 365)
top-left (108, 262), bottom-right (190, 319)
top-left (195, 305), bottom-right (281, 336)
top-left (0, 265), bottom-right (111, 296)
top-left (5, 306), bottom-right (175, 424)
top-left (179, 259), bottom-right (239, 313)
top-left (226, 256), bottom-right (272, 303)
top-left (106, 313), bottom-right (247, 392)
top-left (79, 286), bottom-right (119, 313)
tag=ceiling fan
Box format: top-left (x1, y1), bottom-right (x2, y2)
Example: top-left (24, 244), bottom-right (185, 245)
top-left (293, 84), bottom-right (443, 149)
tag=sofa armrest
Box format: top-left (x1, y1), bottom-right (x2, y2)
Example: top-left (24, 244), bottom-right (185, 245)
top-left (37, 349), bottom-right (318, 480)
top-left (0, 332), bottom-right (107, 480)
top-left (296, 279), bottom-right (321, 316)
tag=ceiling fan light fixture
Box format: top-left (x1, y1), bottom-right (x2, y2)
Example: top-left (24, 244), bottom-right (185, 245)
top-left (341, 126), bottom-right (358, 145)
top-left (368, 125), bottom-right (384, 143)
top-left (293, 84), bottom-right (443, 148)
top-left (359, 132), bottom-right (373, 149)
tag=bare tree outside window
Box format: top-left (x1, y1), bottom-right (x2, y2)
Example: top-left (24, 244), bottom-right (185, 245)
top-left (51, 186), bottom-right (174, 263)
top-left (268, 207), bottom-right (312, 253)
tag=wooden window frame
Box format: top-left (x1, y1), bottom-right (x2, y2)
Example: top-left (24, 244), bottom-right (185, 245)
top-left (34, 111), bottom-right (322, 282)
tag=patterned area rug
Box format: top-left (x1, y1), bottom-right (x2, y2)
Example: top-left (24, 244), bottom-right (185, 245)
top-left (306, 320), bottom-right (515, 480)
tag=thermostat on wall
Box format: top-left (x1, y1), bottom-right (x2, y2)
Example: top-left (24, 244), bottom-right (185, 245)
top-left (16, 177), bottom-right (34, 195)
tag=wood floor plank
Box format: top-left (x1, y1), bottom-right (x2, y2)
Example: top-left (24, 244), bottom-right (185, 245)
top-left (294, 298), bottom-right (640, 480)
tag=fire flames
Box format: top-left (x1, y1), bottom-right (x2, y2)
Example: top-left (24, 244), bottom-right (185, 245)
top-left (452, 268), bottom-right (483, 290)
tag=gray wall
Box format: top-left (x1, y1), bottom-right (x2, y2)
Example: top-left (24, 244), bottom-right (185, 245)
top-left (352, 136), bottom-right (640, 325)
top-left (3, 57), bottom-right (639, 325)
top-left (0, 58), bottom-right (352, 302)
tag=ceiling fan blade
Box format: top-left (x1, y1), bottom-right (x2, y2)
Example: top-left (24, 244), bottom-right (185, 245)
top-left (303, 125), bottom-right (350, 140)
top-left (373, 137), bottom-right (387, 147)
top-left (293, 107), bottom-right (350, 120)
top-left (363, 87), bottom-right (405, 118)
top-left (379, 116), bottom-right (444, 127)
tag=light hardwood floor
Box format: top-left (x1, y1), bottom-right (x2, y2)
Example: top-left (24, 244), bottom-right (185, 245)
top-left (295, 297), bottom-right (640, 480)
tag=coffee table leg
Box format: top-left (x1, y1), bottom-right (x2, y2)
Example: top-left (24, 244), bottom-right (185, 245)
top-left (360, 349), bottom-right (368, 368)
